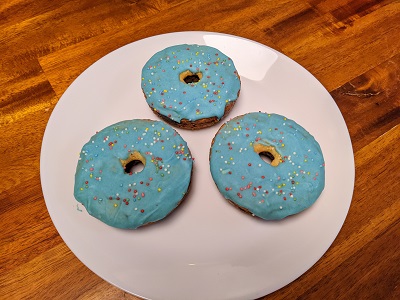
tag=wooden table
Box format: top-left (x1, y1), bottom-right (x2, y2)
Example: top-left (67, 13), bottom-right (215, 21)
top-left (1, 0), bottom-right (399, 299)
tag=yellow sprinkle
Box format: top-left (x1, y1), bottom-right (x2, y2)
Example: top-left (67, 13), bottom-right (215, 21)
top-left (89, 173), bottom-right (93, 178)
top-left (157, 188), bottom-right (162, 192)
top-left (114, 203), bottom-right (118, 207)
top-left (80, 188), bottom-right (83, 191)
top-left (161, 146), bottom-right (165, 150)
top-left (281, 143), bottom-right (285, 147)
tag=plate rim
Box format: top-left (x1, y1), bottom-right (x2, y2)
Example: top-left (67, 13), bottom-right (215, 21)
top-left (40, 31), bottom-right (355, 300)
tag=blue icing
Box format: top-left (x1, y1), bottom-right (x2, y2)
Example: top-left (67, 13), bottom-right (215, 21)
top-left (209, 112), bottom-right (325, 220)
top-left (74, 119), bottom-right (193, 229)
top-left (141, 44), bottom-right (240, 123)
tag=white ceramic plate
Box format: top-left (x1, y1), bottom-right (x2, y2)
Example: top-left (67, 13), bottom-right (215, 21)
top-left (40, 32), bottom-right (354, 300)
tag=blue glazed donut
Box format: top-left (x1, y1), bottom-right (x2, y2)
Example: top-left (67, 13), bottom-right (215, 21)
top-left (141, 44), bottom-right (241, 129)
top-left (74, 119), bottom-right (193, 229)
top-left (209, 112), bottom-right (325, 220)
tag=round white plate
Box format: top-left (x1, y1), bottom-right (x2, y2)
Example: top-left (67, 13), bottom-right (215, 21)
top-left (40, 32), bottom-right (354, 300)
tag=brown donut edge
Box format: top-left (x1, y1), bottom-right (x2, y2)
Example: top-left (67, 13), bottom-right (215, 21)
top-left (150, 96), bottom-right (238, 130)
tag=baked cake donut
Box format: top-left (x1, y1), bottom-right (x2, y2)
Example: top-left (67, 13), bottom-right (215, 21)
top-left (74, 119), bottom-right (193, 229)
top-left (141, 44), bottom-right (241, 129)
top-left (209, 112), bottom-right (325, 220)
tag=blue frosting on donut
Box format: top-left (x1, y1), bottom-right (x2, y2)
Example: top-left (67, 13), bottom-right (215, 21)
top-left (210, 112), bottom-right (325, 220)
top-left (74, 119), bottom-right (193, 229)
top-left (141, 44), bottom-right (240, 123)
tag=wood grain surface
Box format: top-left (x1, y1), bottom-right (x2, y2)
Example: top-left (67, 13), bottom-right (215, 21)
top-left (1, 0), bottom-right (399, 299)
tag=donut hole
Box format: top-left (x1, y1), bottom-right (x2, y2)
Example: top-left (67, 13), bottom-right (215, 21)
top-left (259, 151), bottom-right (275, 165)
top-left (253, 143), bottom-right (282, 167)
top-left (124, 160), bottom-right (144, 174)
top-left (120, 151), bottom-right (146, 174)
top-left (180, 70), bottom-right (202, 84)
top-left (184, 74), bottom-right (200, 83)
